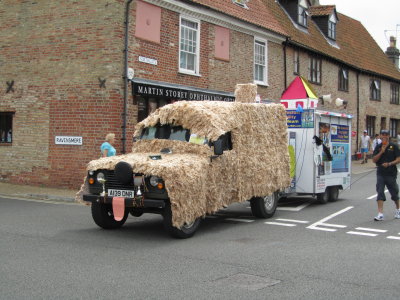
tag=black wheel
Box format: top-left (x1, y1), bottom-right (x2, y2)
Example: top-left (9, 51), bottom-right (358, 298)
top-left (129, 209), bottom-right (143, 217)
top-left (91, 201), bottom-right (129, 229)
top-left (250, 192), bottom-right (279, 218)
top-left (328, 186), bottom-right (339, 202)
top-left (317, 189), bottom-right (329, 204)
top-left (163, 203), bottom-right (201, 239)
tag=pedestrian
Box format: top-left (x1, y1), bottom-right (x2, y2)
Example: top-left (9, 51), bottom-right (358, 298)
top-left (101, 133), bottom-right (116, 157)
top-left (372, 133), bottom-right (381, 151)
top-left (372, 130), bottom-right (400, 221)
top-left (359, 130), bottom-right (371, 164)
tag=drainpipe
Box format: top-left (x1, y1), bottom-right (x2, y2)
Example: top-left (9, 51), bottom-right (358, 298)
top-left (283, 37), bottom-right (289, 89)
top-left (356, 71), bottom-right (360, 155)
top-left (122, 0), bottom-right (134, 154)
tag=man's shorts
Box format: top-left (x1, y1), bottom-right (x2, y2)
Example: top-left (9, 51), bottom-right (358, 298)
top-left (361, 148), bottom-right (369, 153)
top-left (376, 175), bottom-right (399, 201)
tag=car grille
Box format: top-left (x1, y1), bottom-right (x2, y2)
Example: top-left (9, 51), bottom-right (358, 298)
top-left (105, 170), bottom-right (135, 190)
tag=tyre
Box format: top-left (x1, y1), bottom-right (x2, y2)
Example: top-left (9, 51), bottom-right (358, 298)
top-left (328, 186), bottom-right (339, 202)
top-left (250, 192), bottom-right (279, 218)
top-left (163, 203), bottom-right (201, 239)
top-left (129, 209), bottom-right (143, 217)
top-left (91, 201), bottom-right (129, 229)
top-left (316, 189), bottom-right (329, 204)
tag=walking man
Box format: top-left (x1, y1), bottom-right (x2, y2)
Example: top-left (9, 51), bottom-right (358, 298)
top-left (372, 130), bottom-right (400, 221)
top-left (359, 130), bottom-right (371, 164)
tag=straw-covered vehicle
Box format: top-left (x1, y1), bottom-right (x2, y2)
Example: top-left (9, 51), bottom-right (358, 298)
top-left (79, 97), bottom-right (290, 238)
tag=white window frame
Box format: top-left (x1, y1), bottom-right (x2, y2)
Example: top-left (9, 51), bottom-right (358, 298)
top-left (294, 50), bottom-right (300, 74)
top-left (298, 0), bottom-right (308, 27)
top-left (309, 56), bottom-right (321, 84)
top-left (179, 16), bottom-right (200, 76)
top-left (254, 38), bottom-right (268, 85)
top-left (328, 14), bottom-right (337, 39)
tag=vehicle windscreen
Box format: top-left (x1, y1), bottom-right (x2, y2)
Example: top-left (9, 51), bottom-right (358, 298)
top-left (140, 124), bottom-right (208, 144)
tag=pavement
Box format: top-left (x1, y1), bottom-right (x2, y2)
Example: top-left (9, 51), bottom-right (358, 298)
top-left (0, 160), bottom-right (377, 203)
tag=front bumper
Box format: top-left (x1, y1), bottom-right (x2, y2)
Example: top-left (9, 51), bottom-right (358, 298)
top-left (83, 194), bottom-right (166, 208)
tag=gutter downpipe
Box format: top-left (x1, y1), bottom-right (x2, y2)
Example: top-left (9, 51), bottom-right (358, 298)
top-left (122, 0), bottom-right (134, 154)
top-left (283, 37), bottom-right (289, 89)
top-left (356, 71), bottom-right (360, 155)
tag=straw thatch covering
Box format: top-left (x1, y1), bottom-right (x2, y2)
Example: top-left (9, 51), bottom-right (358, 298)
top-left (77, 88), bottom-right (290, 228)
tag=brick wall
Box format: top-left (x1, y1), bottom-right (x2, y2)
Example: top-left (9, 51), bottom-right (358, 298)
top-left (0, 0), bottom-right (129, 187)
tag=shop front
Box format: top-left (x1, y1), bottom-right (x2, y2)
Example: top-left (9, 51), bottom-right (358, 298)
top-left (130, 78), bottom-right (235, 122)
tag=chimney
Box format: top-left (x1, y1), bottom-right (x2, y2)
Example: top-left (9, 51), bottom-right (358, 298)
top-left (385, 36), bottom-right (400, 70)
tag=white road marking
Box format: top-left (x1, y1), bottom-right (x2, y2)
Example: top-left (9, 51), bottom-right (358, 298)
top-left (277, 203), bottom-right (310, 211)
top-left (355, 227), bottom-right (387, 233)
top-left (321, 223), bottom-right (347, 228)
top-left (367, 189), bottom-right (388, 200)
top-left (387, 236), bottom-right (400, 240)
top-left (347, 231), bottom-right (377, 237)
top-left (307, 206), bottom-right (353, 232)
top-left (264, 222), bottom-right (296, 227)
top-left (224, 218), bottom-right (254, 223)
top-left (275, 218), bottom-right (309, 224)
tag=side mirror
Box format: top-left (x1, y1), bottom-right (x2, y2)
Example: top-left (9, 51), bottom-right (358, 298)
top-left (214, 139), bottom-right (223, 156)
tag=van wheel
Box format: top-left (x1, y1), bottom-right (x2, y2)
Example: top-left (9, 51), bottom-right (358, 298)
top-left (129, 209), bottom-right (143, 217)
top-left (328, 186), bottom-right (339, 202)
top-left (91, 201), bottom-right (129, 229)
top-left (163, 203), bottom-right (201, 239)
top-left (317, 189), bottom-right (329, 204)
top-left (250, 192), bottom-right (279, 218)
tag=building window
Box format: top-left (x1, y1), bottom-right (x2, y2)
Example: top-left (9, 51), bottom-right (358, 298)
top-left (370, 79), bottom-right (381, 100)
top-left (328, 14), bottom-right (337, 40)
top-left (179, 17), bottom-right (200, 75)
top-left (390, 119), bottom-right (399, 138)
top-left (254, 39), bottom-right (267, 85)
top-left (0, 112), bottom-right (13, 144)
top-left (298, 0), bottom-right (308, 27)
top-left (391, 83), bottom-right (399, 104)
top-left (366, 115), bottom-right (376, 137)
top-left (294, 50), bottom-right (300, 74)
top-left (338, 68), bottom-right (348, 91)
top-left (309, 56), bottom-right (321, 84)
top-left (328, 21), bottom-right (336, 39)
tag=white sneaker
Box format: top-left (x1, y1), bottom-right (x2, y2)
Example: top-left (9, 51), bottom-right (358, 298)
top-left (374, 214), bottom-right (384, 221)
top-left (395, 211), bottom-right (400, 219)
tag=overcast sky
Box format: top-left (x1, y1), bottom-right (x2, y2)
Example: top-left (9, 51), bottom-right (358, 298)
top-left (319, 0), bottom-right (399, 52)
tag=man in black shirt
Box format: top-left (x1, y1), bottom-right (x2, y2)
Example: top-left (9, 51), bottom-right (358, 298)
top-left (372, 130), bottom-right (400, 221)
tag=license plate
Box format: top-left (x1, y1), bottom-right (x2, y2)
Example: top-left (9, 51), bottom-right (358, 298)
top-left (108, 189), bottom-right (135, 198)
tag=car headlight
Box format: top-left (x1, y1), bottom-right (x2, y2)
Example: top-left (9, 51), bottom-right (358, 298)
top-left (149, 176), bottom-right (160, 186)
top-left (96, 172), bottom-right (105, 183)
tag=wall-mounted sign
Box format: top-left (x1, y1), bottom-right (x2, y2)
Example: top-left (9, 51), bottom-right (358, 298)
top-left (55, 136), bottom-right (83, 145)
top-left (138, 56), bottom-right (158, 65)
top-left (132, 79), bottom-right (235, 102)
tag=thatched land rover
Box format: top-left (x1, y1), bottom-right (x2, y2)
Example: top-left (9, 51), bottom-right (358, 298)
top-left (79, 98), bottom-right (290, 238)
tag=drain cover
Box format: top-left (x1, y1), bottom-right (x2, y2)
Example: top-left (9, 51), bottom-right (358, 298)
top-left (214, 273), bottom-right (281, 291)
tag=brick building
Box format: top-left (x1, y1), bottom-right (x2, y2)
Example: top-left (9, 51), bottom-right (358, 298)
top-left (1, 0), bottom-right (399, 188)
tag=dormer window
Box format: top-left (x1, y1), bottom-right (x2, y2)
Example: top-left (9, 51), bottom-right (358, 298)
top-left (328, 14), bottom-right (337, 40)
top-left (298, 0), bottom-right (309, 27)
top-left (309, 5), bottom-right (339, 42)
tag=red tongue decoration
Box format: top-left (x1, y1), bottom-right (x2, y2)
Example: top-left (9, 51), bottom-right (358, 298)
top-left (112, 197), bottom-right (125, 221)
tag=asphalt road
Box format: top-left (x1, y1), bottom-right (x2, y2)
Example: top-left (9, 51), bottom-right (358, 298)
top-left (1, 169), bottom-right (400, 299)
